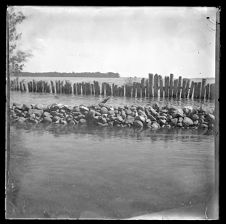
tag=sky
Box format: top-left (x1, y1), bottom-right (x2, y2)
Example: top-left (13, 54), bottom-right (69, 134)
top-left (13, 6), bottom-right (217, 78)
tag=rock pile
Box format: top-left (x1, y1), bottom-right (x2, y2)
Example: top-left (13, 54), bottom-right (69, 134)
top-left (9, 102), bottom-right (215, 130)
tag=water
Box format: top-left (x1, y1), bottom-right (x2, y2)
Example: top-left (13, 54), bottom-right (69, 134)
top-left (7, 90), bottom-right (216, 219)
top-left (7, 124), bottom-right (215, 219)
top-left (11, 76), bottom-right (215, 85)
top-left (9, 91), bottom-right (215, 112)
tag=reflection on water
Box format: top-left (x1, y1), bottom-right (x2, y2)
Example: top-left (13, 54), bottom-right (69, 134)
top-left (7, 124), bottom-right (215, 219)
top-left (10, 91), bottom-right (215, 111)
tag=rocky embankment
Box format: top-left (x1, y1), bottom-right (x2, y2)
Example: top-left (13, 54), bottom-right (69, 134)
top-left (9, 102), bottom-right (215, 130)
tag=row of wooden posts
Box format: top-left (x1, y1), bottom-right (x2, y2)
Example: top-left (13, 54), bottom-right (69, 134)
top-left (10, 74), bottom-right (215, 100)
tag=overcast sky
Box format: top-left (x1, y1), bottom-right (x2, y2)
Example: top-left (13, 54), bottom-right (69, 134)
top-left (14, 6), bottom-right (217, 78)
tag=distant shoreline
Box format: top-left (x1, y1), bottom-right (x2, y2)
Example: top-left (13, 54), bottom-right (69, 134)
top-left (13, 72), bottom-right (120, 78)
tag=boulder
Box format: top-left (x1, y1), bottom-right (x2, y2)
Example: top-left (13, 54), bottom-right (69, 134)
top-left (172, 108), bottom-right (184, 118)
top-left (183, 106), bottom-right (193, 115)
top-left (157, 115), bottom-right (167, 120)
top-left (17, 117), bottom-right (26, 123)
top-left (125, 115), bottom-right (135, 124)
top-left (101, 107), bottom-right (108, 115)
top-left (73, 112), bottom-right (81, 116)
top-left (151, 122), bottom-right (160, 129)
top-left (170, 118), bottom-right (178, 126)
top-left (15, 104), bottom-right (23, 110)
top-left (193, 120), bottom-right (199, 126)
top-left (28, 109), bottom-right (43, 117)
top-left (78, 114), bottom-right (86, 119)
top-left (125, 109), bottom-right (132, 115)
top-left (43, 112), bottom-right (52, 117)
top-left (95, 111), bottom-right (101, 116)
top-left (135, 115), bottom-right (145, 123)
top-left (133, 120), bottom-right (143, 128)
top-left (73, 106), bottom-right (80, 112)
top-left (68, 120), bottom-right (76, 125)
top-left (28, 118), bottom-right (37, 124)
top-left (100, 117), bottom-right (107, 124)
top-left (52, 116), bottom-right (60, 122)
top-left (146, 121), bottom-right (153, 128)
top-left (183, 117), bottom-right (194, 126)
top-left (152, 103), bottom-right (159, 111)
top-left (121, 111), bottom-right (126, 119)
top-left (60, 119), bottom-right (67, 125)
top-left (177, 122), bottom-right (183, 127)
top-left (108, 110), bottom-right (115, 116)
top-left (192, 114), bottom-right (199, 121)
top-left (80, 106), bottom-right (89, 112)
top-left (22, 104), bottom-right (31, 111)
top-left (149, 107), bottom-right (158, 116)
top-left (34, 104), bottom-right (44, 110)
top-left (42, 116), bottom-right (52, 123)
top-left (200, 124), bottom-right (208, 129)
top-left (79, 118), bottom-right (87, 124)
top-left (97, 122), bottom-right (108, 127)
top-left (178, 117), bottom-right (183, 123)
top-left (116, 116), bottom-right (124, 122)
top-left (161, 109), bottom-right (168, 114)
top-left (159, 119), bottom-right (166, 125)
top-left (206, 113), bottom-right (215, 123)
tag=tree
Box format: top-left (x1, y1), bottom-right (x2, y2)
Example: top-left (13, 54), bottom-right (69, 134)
top-left (7, 6), bottom-right (32, 76)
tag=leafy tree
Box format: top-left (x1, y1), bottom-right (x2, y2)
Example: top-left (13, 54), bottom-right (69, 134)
top-left (7, 6), bottom-right (32, 76)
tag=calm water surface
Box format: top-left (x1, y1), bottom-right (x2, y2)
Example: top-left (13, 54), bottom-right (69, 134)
top-left (7, 91), bottom-right (215, 219)
top-left (7, 123), bottom-right (215, 219)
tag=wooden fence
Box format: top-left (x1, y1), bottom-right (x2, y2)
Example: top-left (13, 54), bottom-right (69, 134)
top-left (10, 74), bottom-right (215, 100)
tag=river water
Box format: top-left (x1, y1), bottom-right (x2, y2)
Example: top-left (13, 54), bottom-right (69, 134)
top-left (7, 91), bottom-right (216, 219)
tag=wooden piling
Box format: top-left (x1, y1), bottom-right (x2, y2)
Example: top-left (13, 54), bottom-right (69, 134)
top-left (165, 76), bottom-right (169, 98)
top-left (197, 82), bottom-right (201, 99)
top-left (148, 73), bottom-right (153, 97)
top-left (201, 78), bottom-right (206, 99)
top-left (159, 75), bottom-right (163, 97)
top-left (210, 83), bottom-right (215, 100)
top-left (205, 83), bottom-right (210, 100)
top-left (189, 81), bottom-right (195, 99)
top-left (154, 74), bottom-right (158, 97)
top-left (169, 74), bottom-right (174, 97)
top-left (145, 79), bottom-right (149, 98)
top-left (177, 76), bottom-right (182, 98)
top-left (141, 78), bottom-right (145, 97)
top-left (173, 79), bottom-right (178, 98)
top-left (185, 79), bottom-right (190, 98)
top-left (181, 79), bottom-right (187, 98)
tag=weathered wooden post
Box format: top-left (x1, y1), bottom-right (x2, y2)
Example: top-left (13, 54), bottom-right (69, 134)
top-left (148, 73), bottom-right (153, 98)
top-left (165, 76), bottom-right (169, 98)
top-left (169, 73), bottom-right (174, 97)
top-left (185, 79), bottom-right (190, 98)
top-left (210, 83), bottom-right (215, 100)
top-left (201, 78), bottom-right (207, 99)
top-left (181, 79), bottom-right (187, 98)
top-left (173, 79), bottom-right (178, 98)
top-left (159, 75), bottom-right (163, 97)
top-left (141, 78), bottom-right (145, 97)
top-left (154, 74), bottom-right (158, 97)
top-left (205, 83), bottom-right (210, 100)
top-left (132, 83), bottom-right (135, 98)
top-left (145, 79), bottom-right (149, 98)
top-left (197, 82), bottom-right (201, 99)
top-left (189, 81), bottom-right (194, 98)
top-left (177, 76), bottom-right (182, 98)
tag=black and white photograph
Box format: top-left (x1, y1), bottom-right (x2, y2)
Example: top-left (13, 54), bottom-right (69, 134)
top-left (6, 6), bottom-right (219, 219)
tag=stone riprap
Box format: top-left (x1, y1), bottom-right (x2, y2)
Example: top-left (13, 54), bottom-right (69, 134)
top-left (9, 102), bottom-right (215, 130)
